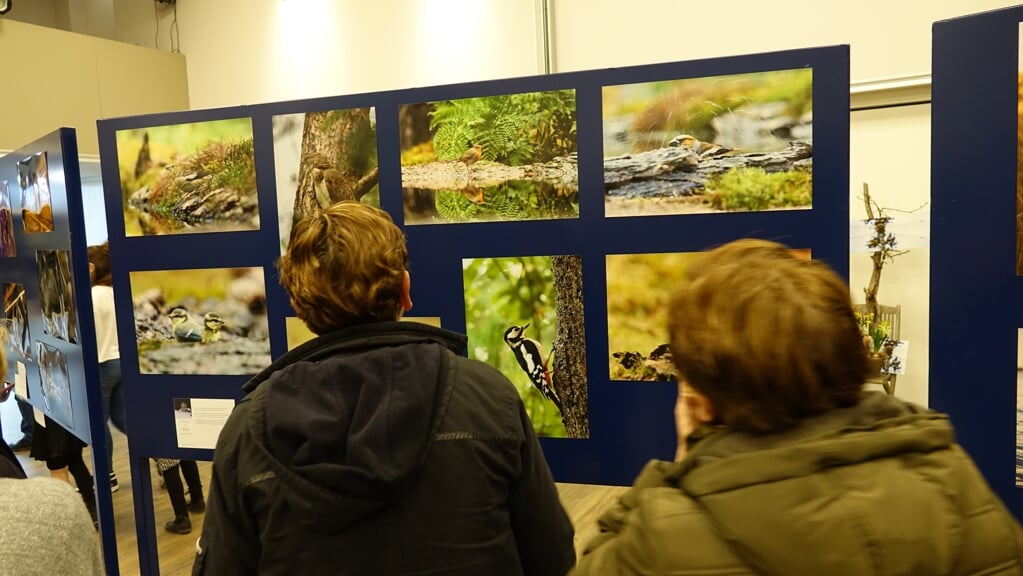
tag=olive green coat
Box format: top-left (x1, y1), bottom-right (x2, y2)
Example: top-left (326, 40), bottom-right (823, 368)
top-left (573, 392), bottom-right (1023, 575)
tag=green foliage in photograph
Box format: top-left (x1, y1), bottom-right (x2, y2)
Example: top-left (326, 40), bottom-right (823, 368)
top-left (431, 90), bottom-right (577, 166)
top-left (433, 181), bottom-right (577, 223)
top-left (707, 167), bottom-right (812, 211)
top-left (463, 256), bottom-right (566, 437)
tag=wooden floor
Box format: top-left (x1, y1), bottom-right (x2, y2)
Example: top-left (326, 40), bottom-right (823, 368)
top-left (15, 428), bottom-right (630, 576)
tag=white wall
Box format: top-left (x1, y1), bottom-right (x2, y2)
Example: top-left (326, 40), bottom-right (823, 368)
top-left (550, 0), bottom-right (1022, 84)
top-left (130, 0), bottom-right (543, 110)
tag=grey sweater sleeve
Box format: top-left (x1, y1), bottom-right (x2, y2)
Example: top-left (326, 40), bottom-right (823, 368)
top-left (0, 477), bottom-right (103, 576)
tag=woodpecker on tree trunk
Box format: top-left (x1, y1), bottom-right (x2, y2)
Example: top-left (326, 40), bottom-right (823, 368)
top-left (504, 323), bottom-right (562, 412)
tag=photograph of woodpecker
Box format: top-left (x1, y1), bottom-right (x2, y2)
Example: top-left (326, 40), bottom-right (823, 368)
top-left (272, 107), bottom-right (380, 253)
top-left (115, 118), bottom-right (259, 236)
top-left (36, 340), bottom-right (73, 431)
top-left (17, 151), bottom-right (53, 234)
top-left (2, 282), bottom-right (31, 360)
top-left (0, 180), bottom-right (16, 256)
top-left (602, 68), bottom-right (813, 217)
top-left (36, 249), bottom-right (78, 344)
top-left (462, 254), bottom-right (589, 439)
top-left (128, 266), bottom-right (270, 375)
top-left (607, 249), bottom-right (809, 380)
top-left (398, 90), bottom-right (579, 225)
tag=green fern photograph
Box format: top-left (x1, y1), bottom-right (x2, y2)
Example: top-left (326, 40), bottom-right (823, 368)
top-left (399, 90), bottom-right (580, 225)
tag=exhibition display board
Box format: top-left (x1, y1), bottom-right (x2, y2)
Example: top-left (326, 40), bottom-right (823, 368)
top-left (931, 4), bottom-right (1023, 522)
top-left (98, 46), bottom-right (849, 573)
top-left (0, 128), bottom-right (119, 574)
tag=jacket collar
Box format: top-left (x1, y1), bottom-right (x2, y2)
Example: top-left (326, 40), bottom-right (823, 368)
top-left (242, 321), bottom-right (467, 393)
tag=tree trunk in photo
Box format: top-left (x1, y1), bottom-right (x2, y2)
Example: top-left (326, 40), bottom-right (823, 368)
top-left (293, 109), bottom-right (380, 223)
top-left (551, 255), bottom-right (589, 438)
top-left (398, 103), bottom-right (435, 150)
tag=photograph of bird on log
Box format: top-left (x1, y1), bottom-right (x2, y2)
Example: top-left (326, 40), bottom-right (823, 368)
top-left (602, 69), bottom-right (813, 217)
top-left (18, 151), bottom-right (53, 234)
top-left (128, 266), bottom-right (270, 375)
top-left (115, 118), bottom-right (258, 236)
top-left (399, 90), bottom-right (579, 224)
top-left (461, 254), bottom-right (588, 439)
top-left (273, 107), bottom-right (380, 253)
top-left (607, 249), bottom-right (810, 380)
top-left (0, 181), bottom-right (16, 257)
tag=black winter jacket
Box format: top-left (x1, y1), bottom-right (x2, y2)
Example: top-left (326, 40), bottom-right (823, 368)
top-left (193, 321), bottom-right (575, 576)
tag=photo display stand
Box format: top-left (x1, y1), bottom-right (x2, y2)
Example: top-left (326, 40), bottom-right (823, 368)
top-left (0, 128), bottom-right (119, 574)
top-left (931, 4), bottom-right (1023, 523)
top-left (98, 45), bottom-right (849, 574)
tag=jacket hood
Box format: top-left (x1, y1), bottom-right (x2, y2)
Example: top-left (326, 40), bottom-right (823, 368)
top-left (677, 392), bottom-right (961, 575)
top-left (246, 321), bottom-right (465, 531)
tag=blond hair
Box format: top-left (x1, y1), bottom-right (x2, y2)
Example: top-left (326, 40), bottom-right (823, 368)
top-left (278, 201), bottom-right (409, 334)
top-left (667, 239), bottom-right (868, 434)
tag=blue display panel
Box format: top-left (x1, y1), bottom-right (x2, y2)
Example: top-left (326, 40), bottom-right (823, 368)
top-left (931, 5), bottom-right (1023, 522)
top-left (0, 128), bottom-right (119, 574)
top-left (97, 46), bottom-right (849, 489)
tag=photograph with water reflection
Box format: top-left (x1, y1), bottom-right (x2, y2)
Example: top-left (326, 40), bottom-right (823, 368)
top-left (462, 254), bottom-right (589, 439)
top-left (607, 249), bottom-right (810, 380)
top-left (36, 340), bottom-right (73, 430)
top-left (603, 69), bottom-right (813, 217)
top-left (273, 108), bottom-right (380, 253)
top-left (399, 90), bottom-right (579, 224)
top-left (115, 118), bottom-right (258, 236)
top-left (129, 266), bottom-right (270, 375)
top-left (18, 152), bottom-right (53, 234)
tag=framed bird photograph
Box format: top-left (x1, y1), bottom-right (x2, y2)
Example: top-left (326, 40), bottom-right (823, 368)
top-left (36, 340), bottom-right (74, 430)
top-left (1016, 22), bottom-right (1023, 275)
top-left (127, 266), bottom-right (270, 375)
top-left (2, 282), bottom-right (31, 360)
top-left (114, 118), bottom-right (258, 237)
top-left (18, 151), bottom-right (53, 234)
top-left (272, 107), bottom-right (380, 254)
top-left (606, 249), bottom-right (810, 381)
top-left (35, 250), bottom-right (78, 344)
top-left (602, 69), bottom-right (813, 217)
top-left (398, 90), bottom-right (580, 225)
top-left (461, 254), bottom-right (588, 439)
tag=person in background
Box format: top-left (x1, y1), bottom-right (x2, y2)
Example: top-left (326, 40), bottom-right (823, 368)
top-left (0, 327), bottom-right (26, 478)
top-left (572, 239), bottom-right (1023, 575)
top-left (156, 458), bottom-right (205, 534)
top-left (9, 397), bottom-right (33, 451)
top-left (29, 415), bottom-right (98, 525)
top-left (194, 201), bottom-right (574, 575)
top-left (87, 242), bottom-right (126, 492)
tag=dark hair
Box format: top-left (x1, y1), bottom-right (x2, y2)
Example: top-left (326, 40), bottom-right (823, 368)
top-left (87, 242), bottom-right (112, 286)
top-left (277, 201), bottom-right (409, 334)
top-left (667, 239), bottom-right (868, 434)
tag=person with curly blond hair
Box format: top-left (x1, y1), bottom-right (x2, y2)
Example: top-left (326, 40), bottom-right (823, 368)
top-left (195, 201), bottom-right (574, 576)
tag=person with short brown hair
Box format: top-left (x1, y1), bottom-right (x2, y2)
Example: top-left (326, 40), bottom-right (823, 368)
top-left (195, 201), bottom-right (574, 576)
top-left (573, 238), bottom-right (1023, 575)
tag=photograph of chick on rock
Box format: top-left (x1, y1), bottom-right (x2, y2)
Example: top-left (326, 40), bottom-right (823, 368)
top-left (115, 118), bottom-right (259, 236)
top-left (399, 90), bottom-right (579, 224)
top-left (602, 68), bottom-right (813, 217)
top-left (129, 266), bottom-right (269, 375)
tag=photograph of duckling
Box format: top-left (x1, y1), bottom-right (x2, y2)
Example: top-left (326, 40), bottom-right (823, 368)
top-left (129, 266), bottom-right (270, 375)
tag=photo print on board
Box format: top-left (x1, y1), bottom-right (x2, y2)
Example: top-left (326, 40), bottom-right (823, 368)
top-left (0, 181), bottom-right (16, 256)
top-left (602, 69), bottom-right (813, 217)
top-left (399, 90), bottom-right (579, 224)
top-left (36, 340), bottom-right (73, 430)
top-left (462, 254), bottom-right (588, 438)
top-left (2, 283), bottom-right (31, 360)
top-left (18, 152), bottom-right (53, 234)
top-left (129, 266), bottom-right (270, 374)
top-left (273, 108), bottom-right (380, 253)
top-left (36, 250), bottom-right (78, 344)
top-left (284, 316), bottom-right (441, 351)
top-left (606, 249), bottom-right (810, 380)
top-left (1017, 328), bottom-right (1023, 487)
top-left (1017, 22), bottom-right (1023, 275)
top-left (115, 118), bottom-right (258, 236)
